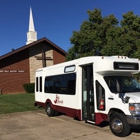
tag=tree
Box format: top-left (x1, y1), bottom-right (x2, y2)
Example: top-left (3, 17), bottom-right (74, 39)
top-left (121, 11), bottom-right (140, 58)
top-left (66, 9), bottom-right (140, 61)
top-left (103, 11), bottom-right (140, 57)
top-left (66, 8), bottom-right (118, 60)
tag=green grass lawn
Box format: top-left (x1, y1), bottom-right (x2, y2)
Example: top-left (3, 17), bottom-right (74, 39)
top-left (0, 93), bottom-right (43, 114)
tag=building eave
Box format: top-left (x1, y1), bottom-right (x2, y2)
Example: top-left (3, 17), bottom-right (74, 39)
top-left (0, 37), bottom-right (68, 60)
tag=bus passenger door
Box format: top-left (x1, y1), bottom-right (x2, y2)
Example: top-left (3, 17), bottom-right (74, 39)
top-left (82, 64), bottom-right (94, 122)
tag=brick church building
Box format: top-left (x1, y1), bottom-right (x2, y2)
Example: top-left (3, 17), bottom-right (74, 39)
top-left (0, 8), bottom-right (67, 94)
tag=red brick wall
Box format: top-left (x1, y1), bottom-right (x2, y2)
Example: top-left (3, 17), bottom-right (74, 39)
top-left (0, 43), bottom-right (67, 94)
top-left (53, 49), bottom-right (66, 64)
top-left (0, 49), bottom-right (30, 94)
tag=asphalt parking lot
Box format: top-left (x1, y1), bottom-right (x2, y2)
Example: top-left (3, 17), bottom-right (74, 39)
top-left (0, 110), bottom-right (140, 140)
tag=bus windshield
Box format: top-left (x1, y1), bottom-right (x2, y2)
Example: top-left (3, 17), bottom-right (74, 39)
top-left (104, 76), bottom-right (140, 93)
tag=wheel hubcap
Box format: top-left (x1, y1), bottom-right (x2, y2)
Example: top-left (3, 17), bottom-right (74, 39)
top-left (112, 118), bottom-right (123, 133)
top-left (47, 107), bottom-right (51, 114)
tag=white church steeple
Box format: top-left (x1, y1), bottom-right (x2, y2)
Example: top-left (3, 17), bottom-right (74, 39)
top-left (26, 7), bottom-right (37, 45)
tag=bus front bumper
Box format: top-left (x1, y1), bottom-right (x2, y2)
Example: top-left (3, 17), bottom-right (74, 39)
top-left (126, 116), bottom-right (140, 128)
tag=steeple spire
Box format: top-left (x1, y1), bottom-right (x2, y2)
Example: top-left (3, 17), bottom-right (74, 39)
top-left (29, 7), bottom-right (35, 31)
top-left (26, 7), bottom-right (37, 45)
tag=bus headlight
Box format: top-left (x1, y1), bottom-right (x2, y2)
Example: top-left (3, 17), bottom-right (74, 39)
top-left (129, 103), bottom-right (140, 117)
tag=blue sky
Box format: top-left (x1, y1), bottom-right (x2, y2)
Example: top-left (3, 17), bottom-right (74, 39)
top-left (0, 0), bottom-right (140, 56)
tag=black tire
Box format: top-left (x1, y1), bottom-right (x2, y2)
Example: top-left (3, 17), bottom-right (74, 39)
top-left (109, 113), bottom-right (131, 137)
top-left (55, 111), bottom-right (60, 116)
top-left (46, 104), bottom-right (55, 117)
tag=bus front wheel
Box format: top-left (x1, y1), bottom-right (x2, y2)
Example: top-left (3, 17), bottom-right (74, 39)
top-left (109, 113), bottom-right (130, 137)
top-left (46, 104), bottom-right (55, 117)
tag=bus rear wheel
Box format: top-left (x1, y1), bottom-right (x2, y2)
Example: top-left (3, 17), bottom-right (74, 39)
top-left (109, 113), bottom-right (130, 137)
top-left (46, 104), bottom-right (55, 117)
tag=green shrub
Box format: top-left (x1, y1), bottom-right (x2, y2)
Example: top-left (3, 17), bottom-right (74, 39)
top-left (23, 83), bottom-right (35, 93)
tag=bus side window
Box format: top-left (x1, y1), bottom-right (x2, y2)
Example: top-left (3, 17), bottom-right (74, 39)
top-left (49, 77), bottom-right (55, 93)
top-left (96, 80), bottom-right (105, 110)
top-left (68, 80), bottom-right (76, 95)
top-left (40, 77), bottom-right (42, 92)
top-left (44, 73), bottom-right (76, 95)
top-left (54, 80), bottom-right (60, 93)
top-left (60, 76), bottom-right (68, 94)
top-left (45, 77), bottom-right (49, 93)
top-left (36, 77), bottom-right (38, 92)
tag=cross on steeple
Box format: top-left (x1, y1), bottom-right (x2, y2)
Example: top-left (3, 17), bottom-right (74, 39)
top-left (35, 50), bottom-right (53, 67)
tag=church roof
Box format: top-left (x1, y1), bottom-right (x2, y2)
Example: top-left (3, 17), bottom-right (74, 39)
top-left (0, 37), bottom-right (67, 60)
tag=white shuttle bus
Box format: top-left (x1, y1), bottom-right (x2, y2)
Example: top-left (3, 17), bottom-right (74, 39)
top-left (35, 56), bottom-right (140, 137)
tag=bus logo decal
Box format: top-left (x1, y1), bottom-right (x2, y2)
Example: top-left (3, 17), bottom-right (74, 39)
top-left (54, 95), bottom-right (63, 104)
